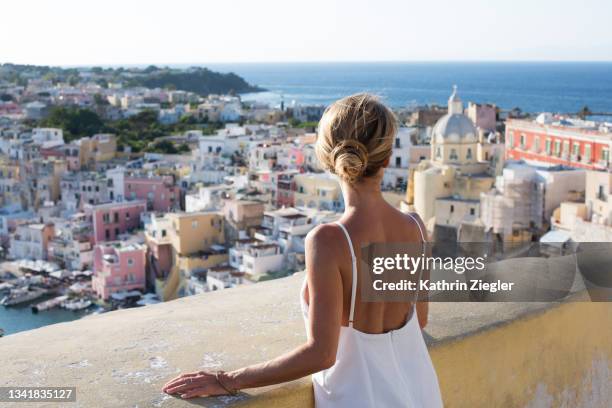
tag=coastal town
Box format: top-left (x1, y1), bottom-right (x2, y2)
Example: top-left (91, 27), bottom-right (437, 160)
top-left (1, 63), bottom-right (611, 335)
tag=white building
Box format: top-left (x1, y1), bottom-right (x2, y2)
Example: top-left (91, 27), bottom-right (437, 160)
top-left (229, 240), bottom-right (284, 278)
top-left (32, 128), bottom-right (64, 148)
top-left (10, 223), bottom-right (55, 261)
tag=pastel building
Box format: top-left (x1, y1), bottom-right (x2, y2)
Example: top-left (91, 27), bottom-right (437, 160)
top-left (383, 127), bottom-right (431, 190)
top-left (409, 87), bottom-right (500, 231)
top-left (222, 199), bottom-right (265, 241)
top-left (229, 239), bottom-right (284, 279)
top-left (276, 171), bottom-right (299, 208)
top-left (552, 170), bottom-right (612, 241)
top-left (89, 201), bottom-right (146, 244)
top-left (145, 211), bottom-right (227, 299)
top-left (92, 241), bottom-right (146, 300)
top-left (31, 128), bottom-right (64, 148)
top-left (125, 175), bottom-right (179, 212)
top-left (505, 115), bottom-right (611, 171)
top-left (10, 223), bottom-right (55, 261)
top-left (294, 173), bottom-right (344, 211)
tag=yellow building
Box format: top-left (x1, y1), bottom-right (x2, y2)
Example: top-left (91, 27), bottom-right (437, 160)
top-left (146, 211), bottom-right (227, 300)
top-left (410, 87), bottom-right (497, 231)
top-left (0, 159), bottom-right (21, 207)
top-left (167, 211), bottom-right (225, 255)
top-left (78, 134), bottom-right (117, 168)
top-left (294, 173), bottom-right (344, 211)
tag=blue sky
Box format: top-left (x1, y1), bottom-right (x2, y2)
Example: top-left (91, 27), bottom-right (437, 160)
top-left (2, 0), bottom-right (611, 65)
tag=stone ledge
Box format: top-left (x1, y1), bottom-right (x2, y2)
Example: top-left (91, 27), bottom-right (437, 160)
top-left (0, 272), bottom-right (609, 408)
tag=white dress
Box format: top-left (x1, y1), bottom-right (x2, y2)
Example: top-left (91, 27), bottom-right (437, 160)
top-left (300, 216), bottom-right (443, 407)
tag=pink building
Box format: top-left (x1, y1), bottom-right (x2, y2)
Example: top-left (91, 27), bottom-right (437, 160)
top-left (289, 147), bottom-right (305, 168)
top-left (92, 242), bottom-right (146, 300)
top-left (89, 201), bottom-right (146, 243)
top-left (125, 175), bottom-right (179, 212)
top-left (277, 172), bottom-right (296, 208)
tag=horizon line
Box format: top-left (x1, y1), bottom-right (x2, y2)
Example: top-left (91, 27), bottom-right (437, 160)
top-left (2, 59), bottom-right (612, 69)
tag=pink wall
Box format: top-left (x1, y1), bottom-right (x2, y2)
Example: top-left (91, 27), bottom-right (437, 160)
top-left (92, 244), bottom-right (146, 300)
top-left (91, 201), bottom-right (146, 243)
top-left (290, 147), bottom-right (305, 167)
top-left (124, 176), bottom-right (179, 212)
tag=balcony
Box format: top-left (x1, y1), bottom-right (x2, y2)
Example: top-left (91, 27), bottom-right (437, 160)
top-left (0, 272), bottom-right (610, 407)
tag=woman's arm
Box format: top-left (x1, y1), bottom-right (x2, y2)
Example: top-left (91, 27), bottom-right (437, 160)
top-left (163, 224), bottom-right (343, 398)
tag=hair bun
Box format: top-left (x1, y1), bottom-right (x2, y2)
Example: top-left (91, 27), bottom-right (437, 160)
top-left (331, 139), bottom-right (369, 184)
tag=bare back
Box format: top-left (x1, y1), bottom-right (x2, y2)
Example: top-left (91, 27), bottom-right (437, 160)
top-left (304, 201), bottom-right (428, 334)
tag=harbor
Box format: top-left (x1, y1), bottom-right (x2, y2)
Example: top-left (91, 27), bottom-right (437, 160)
top-left (0, 260), bottom-right (160, 336)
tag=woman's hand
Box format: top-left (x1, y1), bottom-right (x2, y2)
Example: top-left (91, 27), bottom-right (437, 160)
top-left (162, 371), bottom-right (229, 399)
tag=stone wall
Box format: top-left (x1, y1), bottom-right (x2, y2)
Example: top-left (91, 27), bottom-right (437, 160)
top-left (0, 273), bottom-right (610, 408)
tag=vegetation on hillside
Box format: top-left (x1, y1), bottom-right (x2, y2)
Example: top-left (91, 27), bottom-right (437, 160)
top-left (36, 106), bottom-right (221, 152)
top-left (0, 63), bottom-right (263, 96)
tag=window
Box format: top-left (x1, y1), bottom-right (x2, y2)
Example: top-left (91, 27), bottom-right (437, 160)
top-left (508, 132), bottom-right (514, 147)
top-left (450, 149), bottom-right (458, 160)
top-left (102, 213), bottom-right (110, 223)
top-left (127, 258), bottom-right (134, 267)
top-left (520, 134), bottom-right (526, 149)
top-left (450, 205), bottom-right (454, 213)
top-left (395, 138), bottom-right (401, 148)
top-left (105, 229), bottom-right (110, 240)
top-left (466, 148), bottom-right (473, 160)
top-left (192, 220), bottom-right (198, 229)
top-left (563, 141), bottom-right (570, 156)
top-left (114, 212), bottom-right (119, 223)
top-left (572, 143), bottom-right (580, 157)
top-left (114, 228), bottom-right (119, 236)
top-left (470, 208), bottom-right (475, 216)
top-left (601, 148), bottom-right (609, 163)
top-left (534, 137), bottom-right (540, 152)
top-left (436, 147), bottom-right (441, 159)
top-left (125, 212), bottom-right (131, 220)
top-left (545, 139), bottom-right (552, 155)
top-left (161, 229), bottom-right (167, 237)
top-left (395, 157), bottom-right (402, 167)
top-left (584, 144), bottom-right (592, 162)
top-left (554, 141), bottom-right (561, 157)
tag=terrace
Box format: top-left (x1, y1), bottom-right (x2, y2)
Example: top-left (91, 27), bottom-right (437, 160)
top-left (0, 267), bottom-right (610, 407)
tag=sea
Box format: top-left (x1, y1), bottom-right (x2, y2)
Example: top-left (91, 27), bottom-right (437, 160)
top-left (0, 302), bottom-right (88, 336)
top-left (3, 61), bottom-right (612, 336)
top-left (206, 62), bottom-right (612, 115)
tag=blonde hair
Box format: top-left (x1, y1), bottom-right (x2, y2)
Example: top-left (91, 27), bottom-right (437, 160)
top-left (315, 93), bottom-right (397, 184)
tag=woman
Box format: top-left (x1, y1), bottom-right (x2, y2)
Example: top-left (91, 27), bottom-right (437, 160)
top-left (163, 94), bottom-right (443, 407)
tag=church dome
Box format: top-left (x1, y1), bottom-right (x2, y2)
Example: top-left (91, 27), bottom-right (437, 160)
top-left (432, 86), bottom-right (478, 144)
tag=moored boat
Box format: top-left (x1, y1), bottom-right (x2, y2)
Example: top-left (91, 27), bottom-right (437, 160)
top-left (0, 286), bottom-right (47, 306)
top-left (61, 298), bottom-right (92, 311)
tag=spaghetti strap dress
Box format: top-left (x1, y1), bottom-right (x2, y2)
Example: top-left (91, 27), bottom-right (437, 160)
top-left (300, 215), bottom-right (443, 407)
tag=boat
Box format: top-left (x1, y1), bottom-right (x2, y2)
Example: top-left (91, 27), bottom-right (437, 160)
top-left (0, 328), bottom-right (4, 337)
top-left (0, 286), bottom-right (47, 306)
top-left (32, 295), bottom-right (69, 313)
top-left (0, 281), bottom-right (14, 296)
top-left (61, 298), bottom-right (92, 311)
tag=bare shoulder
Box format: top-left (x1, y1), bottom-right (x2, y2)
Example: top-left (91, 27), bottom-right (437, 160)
top-left (405, 211), bottom-right (428, 240)
top-left (305, 223), bottom-right (344, 251)
top-left (386, 207), bottom-right (428, 241)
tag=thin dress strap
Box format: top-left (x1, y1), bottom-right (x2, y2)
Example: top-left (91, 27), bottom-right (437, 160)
top-left (334, 221), bottom-right (358, 328)
top-left (406, 213), bottom-right (426, 303)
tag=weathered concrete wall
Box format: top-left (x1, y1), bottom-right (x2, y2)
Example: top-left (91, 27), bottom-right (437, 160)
top-left (0, 273), bottom-right (610, 408)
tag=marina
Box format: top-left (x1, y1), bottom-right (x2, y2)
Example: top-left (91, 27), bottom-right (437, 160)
top-left (0, 260), bottom-right (160, 336)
